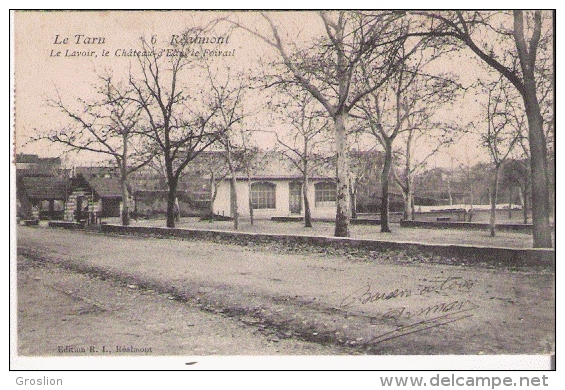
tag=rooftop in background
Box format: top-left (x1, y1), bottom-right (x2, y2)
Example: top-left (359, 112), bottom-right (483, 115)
top-left (15, 153), bottom-right (67, 178)
top-left (15, 153), bottom-right (61, 165)
top-left (75, 166), bottom-right (119, 178)
top-left (15, 153), bottom-right (62, 174)
top-left (73, 174), bottom-right (124, 198)
top-left (228, 150), bottom-right (336, 181)
top-left (19, 176), bottom-right (67, 200)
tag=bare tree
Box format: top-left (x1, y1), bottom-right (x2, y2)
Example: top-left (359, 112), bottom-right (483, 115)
top-left (203, 151), bottom-right (230, 220)
top-left (267, 87), bottom-right (331, 228)
top-left (128, 33), bottom-right (223, 228)
top-left (237, 133), bottom-right (261, 226)
top-left (181, 149), bottom-right (232, 221)
top-left (411, 10), bottom-right (553, 247)
top-left (453, 143), bottom-right (483, 222)
top-left (393, 131), bottom-right (455, 221)
top-left (358, 73), bottom-right (406, 232)
top-left (203, 140), bottom-right (257, 230)
top-left (357, 42), bottom-right (441, 232)
top-left (391, 75), bottom-right (461, 221)
top-left (347, 143), bottom-right (374, 220)
top-left (40, 74), bottom-right (154, 226)
top-left (205, 62), bottom-right (252, 230)
top-left (230, 11), bottom-right (421, 237)
top-left (481, 77), bottom-right (521, 236)
top-left (501, 48), bottom-right (553, 226)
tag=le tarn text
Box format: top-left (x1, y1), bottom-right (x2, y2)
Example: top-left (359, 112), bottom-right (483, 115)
top-left (50, 34), bottom-right (107, 58)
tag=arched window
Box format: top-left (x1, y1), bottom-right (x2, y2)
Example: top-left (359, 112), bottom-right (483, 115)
top-left (251, 182), bottom-right (276, 209)
top-left (315, 181), bottom-right (336, 207)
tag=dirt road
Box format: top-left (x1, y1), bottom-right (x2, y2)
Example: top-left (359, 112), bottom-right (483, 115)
top-left (17, 254), bottom-right (343, 356)
top-left (16, 226), bottom-right (555, 356)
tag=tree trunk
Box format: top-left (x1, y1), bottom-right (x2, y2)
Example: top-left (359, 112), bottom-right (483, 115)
top-left (410, 194), bottom-right (415, 220)
top-left (401, 174), bottom-right (414, 221)
top-left (120, 176), bottom-right (130, 226)
top-left (514, 11), bottom-right (552, 248)
top-left (403, 190), bottom-right (413, 221)
top-left (120, 134), bottom-right (130, 226)
top-left (226, 141), bottom-right (239, 230)
top-left (303, 173), bottom-right (312, 228)
top-left (508, 187), bottom-right (513, 219)
top-left (518, 185), bottom-right (529, 224)
top-left (350, 179), bottom-right (357, 220)
top-left (467, 180), bottom-right (474, 222)
top-left (209, 171), bottom-right (217, 221)
top-left (380, 144), bottom-right (392, 233)
top-left (166, 179), bottom-right (178, 228)
top-left (489, 166), bottom-right (499, 237)
top-left (524, 97), bottom-right (552, 247)
top-left (247, 168), bottom-right (254, 226)
top-left (402, 131), bottom-right (414, 221)
top-left (333, 113), bottom-right (350, 237)
top-left (524, 191), bottom-right (529, 224)
top-left (230, 175), bottom-right (239, 230)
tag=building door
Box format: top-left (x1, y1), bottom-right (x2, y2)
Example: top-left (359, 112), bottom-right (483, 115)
top-left (289, 182), bottom-right (302, 214)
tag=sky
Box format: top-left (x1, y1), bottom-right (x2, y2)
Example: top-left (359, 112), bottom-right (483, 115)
top-left (12, 10), bottom-right (538, 169)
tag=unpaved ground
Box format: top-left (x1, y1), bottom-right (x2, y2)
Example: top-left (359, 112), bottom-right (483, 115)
top-left (16, 226), bottom-right (555, 356)
top-left (17, 255), bottom-right (345, 356)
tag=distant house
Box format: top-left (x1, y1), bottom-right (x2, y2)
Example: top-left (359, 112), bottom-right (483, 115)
top-left (74, 166), bottom-right (118, 178)
top-left (15, 154), bottom-right (68, 220)
top-left (65, 174), bottom-right (126, 220)
top-left (213, 174), bottom-right (337, 220)
top-left (133, 190), bottom-right (209, 218)
top-left (15, 153), bottom-right (62, 175)
top-left (211, 151), bottom-right (337, 220)
top-left (128, 152), bottom-right (221, 217)
top-left (17, 176), bottom-right (67, 220)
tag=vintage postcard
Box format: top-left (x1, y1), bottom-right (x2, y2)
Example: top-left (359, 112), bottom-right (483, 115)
top-left (11, 10), bottom-right (555, 372)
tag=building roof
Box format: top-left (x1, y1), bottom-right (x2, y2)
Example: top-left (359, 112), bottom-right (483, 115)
top-left (231, 151), bottom-right (336, 181)
top-left (75, 166), bottom-right (119, 178)
top-left (15, 153), bottom-right (61, 165)
top-left (20, 176), bottom-right (67, 200)
top-left (84, 176), bottom-right (123, 198)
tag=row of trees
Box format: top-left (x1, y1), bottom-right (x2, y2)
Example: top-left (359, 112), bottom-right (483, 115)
top-left (39, 11), bottom-right (554, 247)
top-left (42, 26), bottom-right (254, 228)
top-left (232, 10), bottom-right (553, 247)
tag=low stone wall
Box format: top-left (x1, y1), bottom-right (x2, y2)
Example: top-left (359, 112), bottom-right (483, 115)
top-left (271, 216), bottom-right (304, 222)
top-left (400, 219), bottom-right (534, 232)
top-left (100, 224), bottom-right (554, 268)
top-left (350, 218), bottom-right (381, 226)
top-left (48, 221), bottom-right (85, 229)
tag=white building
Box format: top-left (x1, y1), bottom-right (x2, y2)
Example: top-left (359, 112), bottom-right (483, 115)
top-left (213, 174), bottom-right (337, 220)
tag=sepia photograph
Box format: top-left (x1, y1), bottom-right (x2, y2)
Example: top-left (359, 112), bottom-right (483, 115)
top-left (10, 9), bottom-right (555, 371)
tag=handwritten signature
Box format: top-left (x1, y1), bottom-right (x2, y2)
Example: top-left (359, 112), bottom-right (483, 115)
top-left (377, 299), bottom-right (478, 322)
top-left (367, 299), bottom-right (479, 345)
top-left (339, 276), bottom-right (474, 308)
